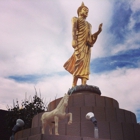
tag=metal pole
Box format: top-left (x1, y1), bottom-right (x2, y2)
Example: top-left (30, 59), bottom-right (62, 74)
top-left (94, 126), bottom-right (99, 139)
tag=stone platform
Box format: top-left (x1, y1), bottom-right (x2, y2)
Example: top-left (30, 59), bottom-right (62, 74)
top-left (15, 86), bottom-right (140, 140)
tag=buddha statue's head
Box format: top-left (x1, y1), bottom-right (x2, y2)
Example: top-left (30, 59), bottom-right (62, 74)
top-left (77, 2), bottom-right (89, 17)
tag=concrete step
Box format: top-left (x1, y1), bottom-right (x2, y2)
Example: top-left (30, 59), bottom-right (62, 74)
top-left (18, 134), bottom-right (111, 140)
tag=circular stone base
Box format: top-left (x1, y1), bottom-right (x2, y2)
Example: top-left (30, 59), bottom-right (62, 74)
top-left (68, 85), bottom-right (101, 95)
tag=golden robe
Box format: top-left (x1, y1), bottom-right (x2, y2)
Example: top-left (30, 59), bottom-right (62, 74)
top-left (64, 17), bottom-right (97, 80)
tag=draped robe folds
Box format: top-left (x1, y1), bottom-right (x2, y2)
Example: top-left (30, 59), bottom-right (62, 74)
top-left (64, 17), bottom-right (96, 80)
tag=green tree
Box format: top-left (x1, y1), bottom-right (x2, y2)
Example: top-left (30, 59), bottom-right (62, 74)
top-left (6, 92), bottom-right (47, 134)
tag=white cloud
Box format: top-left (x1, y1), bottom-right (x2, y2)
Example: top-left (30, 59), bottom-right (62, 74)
top-left (0, 74), bottom-right (72, 110)
top-left (131, 0), bottom-right (140, 12)
top-left (1, 67), bottom-right (140, 122)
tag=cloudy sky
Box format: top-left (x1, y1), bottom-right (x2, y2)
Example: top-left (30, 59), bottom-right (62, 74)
top-left (0, 0), bottom-right (140, 122)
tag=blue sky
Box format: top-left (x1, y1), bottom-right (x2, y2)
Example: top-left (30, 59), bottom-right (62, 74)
top-left (91, 48), bottom-right (140, 73)
top-left (0, 0), bottom-right (140, 122)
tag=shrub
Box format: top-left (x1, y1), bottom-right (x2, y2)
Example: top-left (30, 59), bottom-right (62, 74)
top-left (6, 91), bottom-right (47, 133)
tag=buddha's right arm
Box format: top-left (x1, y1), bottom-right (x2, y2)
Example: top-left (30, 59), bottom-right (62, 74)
top-left (71, 17), bottom-right (78, 48)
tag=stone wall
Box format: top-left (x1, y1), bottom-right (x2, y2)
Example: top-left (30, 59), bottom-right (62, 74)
top-left (15, 90), bottom-right (140, 140)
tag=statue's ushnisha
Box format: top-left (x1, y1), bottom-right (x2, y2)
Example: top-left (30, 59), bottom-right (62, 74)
top-left (64, 2), bottom-right (103, 87)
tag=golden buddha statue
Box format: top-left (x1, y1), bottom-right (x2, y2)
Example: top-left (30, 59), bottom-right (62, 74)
top-left (64, 2), bottom-right (103, 87)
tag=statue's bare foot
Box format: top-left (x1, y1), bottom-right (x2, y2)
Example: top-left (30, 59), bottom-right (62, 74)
top-left (55, 133), bottom-right (59, 135)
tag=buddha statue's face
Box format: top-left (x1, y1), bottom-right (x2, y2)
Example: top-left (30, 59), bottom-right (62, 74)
top-left (79, 6), bottom-right (89, 18)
